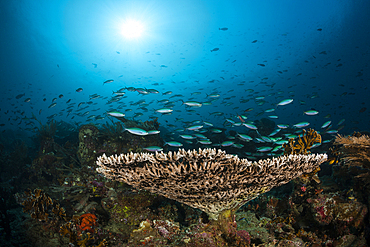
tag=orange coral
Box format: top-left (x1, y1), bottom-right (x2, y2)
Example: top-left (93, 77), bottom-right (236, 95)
top-left (283, 128), bottom-right (321, 155)
top-left (78, 213), bottom-right (97, 233)
top-left (60, 214), bottom-right (105, 247)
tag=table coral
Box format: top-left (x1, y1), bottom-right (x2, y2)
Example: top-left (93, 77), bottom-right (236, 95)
top-left (96, 148), bottom-right (327, 222)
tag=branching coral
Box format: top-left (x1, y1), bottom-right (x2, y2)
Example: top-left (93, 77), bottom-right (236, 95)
top-left (283, 129), bottom-right (322, 155)
top-left (96, 148), bottom-right (327, 222)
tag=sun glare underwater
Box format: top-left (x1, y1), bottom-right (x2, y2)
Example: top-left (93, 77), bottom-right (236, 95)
top-left (1, 0), bottom-right (370, 246)
top-left (119, 19), bottom-right (145, 39)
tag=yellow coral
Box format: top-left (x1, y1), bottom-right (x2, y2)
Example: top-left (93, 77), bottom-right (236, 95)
top-left (283, 129), bottom-right (322, 155)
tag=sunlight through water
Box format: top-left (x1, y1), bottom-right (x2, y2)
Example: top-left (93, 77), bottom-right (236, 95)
top-left (120, 19), bottom-right (145, 39)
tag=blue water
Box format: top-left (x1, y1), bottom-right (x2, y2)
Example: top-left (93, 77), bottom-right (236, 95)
top-left (1, 2), bottom-right (370, 245)
top-left (1, 0), bottom-right (369, 138)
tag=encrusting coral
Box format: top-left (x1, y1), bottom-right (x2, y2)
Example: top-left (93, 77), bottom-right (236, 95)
top-left (96, 148), bottom-right (327, 222)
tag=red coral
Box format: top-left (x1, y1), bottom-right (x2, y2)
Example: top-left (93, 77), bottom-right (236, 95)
top-left (78, 213), bottom-right (97, 233)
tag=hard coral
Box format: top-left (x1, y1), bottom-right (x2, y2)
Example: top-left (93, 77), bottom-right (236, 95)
top-left (96, 148), bottom-right (327, 222)
top-left (186, 223), bottom-right (228, 247)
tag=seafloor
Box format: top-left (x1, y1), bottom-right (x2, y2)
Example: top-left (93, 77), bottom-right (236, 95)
top-left (0, 119), bottom-right (369, 247)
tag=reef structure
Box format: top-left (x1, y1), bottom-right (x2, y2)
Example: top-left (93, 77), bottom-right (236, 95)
top-left (96, 148), bottom-right (327, 222)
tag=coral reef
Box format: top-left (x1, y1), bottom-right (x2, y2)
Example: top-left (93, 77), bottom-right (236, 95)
top-left (19, 188), bottom-right (108, 247)
top-left (97, 119), bottom-right (163, 156)
top-left (129, 219), bottom-right (163, 245)
top-left (96, 148), bottom-right (327, 222)
top-left (333, 132), bottom-right (370, 202)
top-left (236, 210), bottom-right (272, 243)
top-left (142, 117), bottom-right (160, 130)
top-left (0, 138), bottom-right (31, 181)
top-left (100, 121), bottom-right (125, 142)
top-left (334, 132), bottom-right (370, 168)
top-left (78, 213), bottom-right (97, 234)
top-left (77, 124), bottom-right (100, 165)
top-left (283, 128), bottom-right (322, 155)
top-left (306, 192), bottom-right (368, 229)
top-left (0, 185), bottom-right (19, 244)
top-left (233, 188), bottom-right (369, 245)
top-left (59, 215), bottom-right (107, 247)
top-left (21, 188), bottom-right (66, 222)
top-left (104, 189), bottom-right (159, 234)
top-left (6, 115), bottom-right (370, 246)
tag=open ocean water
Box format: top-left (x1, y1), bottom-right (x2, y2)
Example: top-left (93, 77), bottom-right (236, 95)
top-left (0, 0), bottom-right (370, 246)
